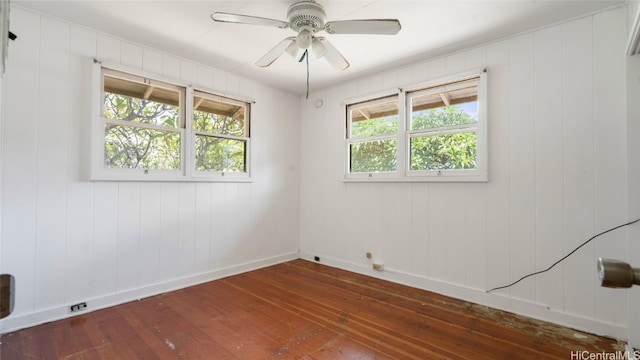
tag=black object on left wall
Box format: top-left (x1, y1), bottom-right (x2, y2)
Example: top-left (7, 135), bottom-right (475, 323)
top-left (0, 274), bottom-right (14, 319)
top-left (8, 31), bottom-right (15, 40)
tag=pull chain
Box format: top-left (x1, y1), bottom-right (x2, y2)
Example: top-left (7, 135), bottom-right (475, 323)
top-left (298, 49), bottom-right (309, 99)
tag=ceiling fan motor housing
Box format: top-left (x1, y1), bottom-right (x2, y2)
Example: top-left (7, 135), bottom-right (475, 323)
top-left (287, 1), bottom-right (327, 33)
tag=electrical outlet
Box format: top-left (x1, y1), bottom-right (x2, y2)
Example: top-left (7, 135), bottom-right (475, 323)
top-left (366, 252), bottom-right (372, 259)
top-left (69, 302), bottom-right (87, 313)
top-left (372, 263), bottom-right (384, 271)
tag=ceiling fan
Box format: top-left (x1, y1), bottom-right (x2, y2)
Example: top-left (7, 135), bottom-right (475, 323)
top-left (210, 0), bottom-right (401, 71)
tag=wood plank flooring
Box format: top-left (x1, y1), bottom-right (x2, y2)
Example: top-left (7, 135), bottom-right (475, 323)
top-left (0, 260), bottom-right (625, 359)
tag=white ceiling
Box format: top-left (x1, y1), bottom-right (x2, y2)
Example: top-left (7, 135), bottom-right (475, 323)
top-left (14, 0), bottom-right (626, 94)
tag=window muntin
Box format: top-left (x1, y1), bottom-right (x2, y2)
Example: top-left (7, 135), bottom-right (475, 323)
top-left (193, 91), bottom-right (250, 173)
top-left (346, 95), bottom-right (399, 174)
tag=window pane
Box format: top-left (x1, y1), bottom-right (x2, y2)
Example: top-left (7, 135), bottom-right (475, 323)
top-left (193, 95), bottom-right (246, 136)
top-left (411, 101), bottom-right (478, 130)
top-left (410, 132), bottom-right (477, 170)
top-left (103, 76), bottom-right (180, 127)
top-left (349, 98), bottom-right (398, 138)
top-left (195, 135), bottom-right (246, 172)
top-left (350, 139), bottom-right (397, 173)
top-left (104, 124), bottom-right (181, 169)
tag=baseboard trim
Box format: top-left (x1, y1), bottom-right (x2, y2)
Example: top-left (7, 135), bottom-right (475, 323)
top-left (298, 252), bottom-right (628, 341)
top-left (0, 252), bottom-right (299, 334)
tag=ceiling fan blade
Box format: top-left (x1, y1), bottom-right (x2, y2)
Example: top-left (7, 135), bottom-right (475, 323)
top-left (255, 37), bottom-right (296, 67)
top-left (315, 38), bottom-right (349, 71)
top-left (211, 12), bottom-right (289, 29)
top-left (324, 19), bottom-right (401, 35)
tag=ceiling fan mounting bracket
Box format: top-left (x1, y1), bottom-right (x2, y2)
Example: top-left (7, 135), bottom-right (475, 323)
top-left (287, 0), bottom-right (327, 33)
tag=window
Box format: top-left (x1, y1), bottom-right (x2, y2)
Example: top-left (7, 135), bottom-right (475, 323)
top-left (345, 70), bottom-right (487, 182)
top-left (92, 64), bottom-right (252, 181)
top-left (407, 77), bottom-right (480, 173)
top-left (102, 69), bottom-right (184, 173)
top-left (193, 91), bottom-right (250, 174)
top-left (347, 95), bottom-right (399, 174)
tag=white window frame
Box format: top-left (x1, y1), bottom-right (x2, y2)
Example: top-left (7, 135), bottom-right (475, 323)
top-left (345, 93), bottom-right (403, 180)
top-left (90, 61), bottom-right (252, 182)
top-left (190, 90), bottom-right (251, 180)
top-left (344, 70), bottom-right (487, 182)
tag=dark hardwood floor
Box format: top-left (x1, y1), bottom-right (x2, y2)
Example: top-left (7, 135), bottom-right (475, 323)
top-left (0, 260), bottom-right (625, 359)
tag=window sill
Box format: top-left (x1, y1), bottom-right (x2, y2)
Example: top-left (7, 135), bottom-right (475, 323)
top-left (343, 172), bottom-right (487, 183)
top-left (90, 171), bottom-right (253, 183)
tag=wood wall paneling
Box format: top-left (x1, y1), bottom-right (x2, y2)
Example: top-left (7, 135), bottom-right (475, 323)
top-left (139, 183), bottom-right (162, 285)
top-left (2, 8), bottom-right (41, 317)
top-left (142, 48), bottom-right (163, 75)
top-left (484, 40), bottom-right (511, 298)
top-left (116, 183), bottom-right (141, 292)
top-left (533, 25), bottom-right (565, 311)
top-left (180, 61), bottom-right (197, 86)
top-left (92, 182), bottom-right (119, 298)
top-left (96, 34), bottom-right (120, 64)
top-left (561, 16), bottom-right (597, 319)
top-left (65, 23), bottom-right (97, 305)
top-left (410, 184), bottom-right (429, 275)
top-left (177, 183), bottom-right (196, 277)
top-left (427, 184), bottom-right (447, 280)
top-left (34, 17), bottom-right (70, 311)
top-left (210, 183), bottom-right (227, 268)
top-left (159, 183), bottom-right (180, 281)
top-left (625, 30), bottom-right (640, 349)
top-left (394, 185), bottom-right (413, 273)
top-left (463, 46), bottom-right (488, 292)
top-left (196, 65), bottom-right (213, 90)
top-left (194, 183), bottom-right (212, 274)
top-left (162, 55), bottom-right (181, 80)
top-left (120, 42), bottom-right (143, 70)
top-left (592, 8), bottom-right (629, 325)
top-left (445, 184), bottom-right (467, 286)
top-left (507, 33), bottom-right (536, 301)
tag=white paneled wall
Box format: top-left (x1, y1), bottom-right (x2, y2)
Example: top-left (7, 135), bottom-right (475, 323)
top-left (0, 7), bottom-right (300, 332)
top-left (299, 6), bottom-right (630, 339)
top-left (626, 1), bottom-right (640, 349)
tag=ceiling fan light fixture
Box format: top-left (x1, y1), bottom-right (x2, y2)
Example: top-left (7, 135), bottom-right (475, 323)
top-left (285, 40), bottom-right (299, 57)
top-left (296, 29), bottom-right (313, 49)
top-left (311, 37), bottom-right (327, 58)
